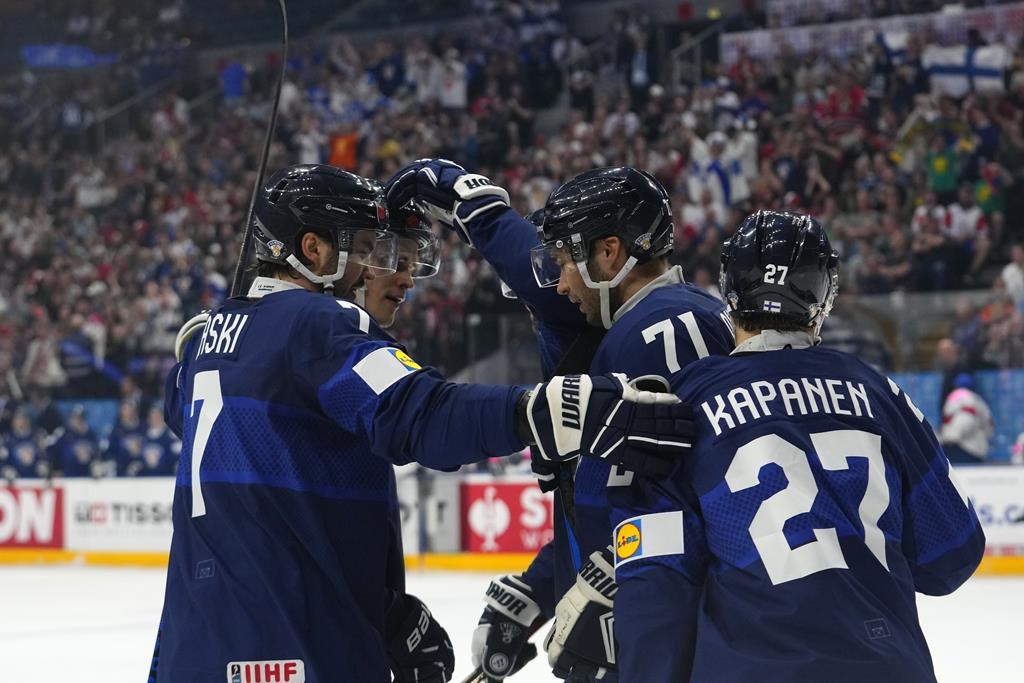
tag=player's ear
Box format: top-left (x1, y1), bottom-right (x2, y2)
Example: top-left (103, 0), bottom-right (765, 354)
top-left (596, 236), bottom-right (625, 269)
top-left (297, 231), bottom-right (318, 265)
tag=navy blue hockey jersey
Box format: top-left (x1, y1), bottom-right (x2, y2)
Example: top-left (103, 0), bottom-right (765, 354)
top-left (154, 278), bottom-right (526, 682)
top-left (458, 204), bottom-right (734, 624)
top-left (612, 332), bottom-right (985, 682)
top-left (1, 431), bottom-right (48, 479)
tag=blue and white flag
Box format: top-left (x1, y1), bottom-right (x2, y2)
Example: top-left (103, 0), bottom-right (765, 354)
top-left (922, 44), bottom-right (1008, 98)
top-left (870, 31), bottom-right (908, 64)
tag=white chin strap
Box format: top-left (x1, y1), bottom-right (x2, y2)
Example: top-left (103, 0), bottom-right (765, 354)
top-left (285, 251), bottom-right (350, 294)
top-left (354, 287), bottom-right (366, 307)
top-left (577, 256), bottom-right (639, 329)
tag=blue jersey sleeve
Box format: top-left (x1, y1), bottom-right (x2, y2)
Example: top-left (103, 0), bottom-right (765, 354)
top-left (294, 301), bottom-right (527, 471)
top-left (885, 379), bottom-right (985, 595)
top-left (463, 206), bottom-right (587, 374)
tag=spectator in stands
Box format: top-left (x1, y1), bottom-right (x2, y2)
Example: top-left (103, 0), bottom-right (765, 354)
top-left (927, 134), bottom-right (959, 205)
top-left (1, 407), bottom-right (49, 482)
top-left (1001, 243), bottom-right (1024, 307)
top-left (53, 405), bottom-right (101, 478)
top-left (946, 183), bottom-right (991, 286)
top-left (688, 130), bottom-right (749, 207)
top-left (911, 202), bottom-right (953, 290)
top-left (951, 298), bottom-right (985, 369)
top-left (935, 337), bottom-right (969, 402)
top-left (220, 53), bottom-right (250, 104)
top-left (124, 404), bottom-right (178, 477)
top-left (107, 399), bottom-right (146, 477)
top-left (939, 374), bottom-right (994, 465)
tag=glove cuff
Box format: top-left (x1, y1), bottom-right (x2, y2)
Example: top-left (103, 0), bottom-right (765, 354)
top-left (484, 575), bottom-right (542, 626)
top-left (576, 548), bottom-right (617, 608)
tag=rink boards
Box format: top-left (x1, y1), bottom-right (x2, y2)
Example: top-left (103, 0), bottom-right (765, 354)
top-left (0, 468), bottom-right (1021, 574)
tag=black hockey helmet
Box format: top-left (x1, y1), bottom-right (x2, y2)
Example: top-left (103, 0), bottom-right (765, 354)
top-left (253, 164), bottom-right (397, 290)
top-left (720, 210), bottom-right (839, 337)
top-left (529, 166), bottom-right (673, 327)
top-left (384, 191), bottom-right (442, 279)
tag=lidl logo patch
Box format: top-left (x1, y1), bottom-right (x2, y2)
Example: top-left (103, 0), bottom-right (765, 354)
top-left (616, 521), bottom-right (641, 560)
top-left (391, 348), bottom-right (421, 370)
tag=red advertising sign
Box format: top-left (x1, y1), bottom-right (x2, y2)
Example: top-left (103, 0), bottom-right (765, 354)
top-left (461, 479), bottom-right (554, 552)
top-left (0, 485), bottom-right (64, 548)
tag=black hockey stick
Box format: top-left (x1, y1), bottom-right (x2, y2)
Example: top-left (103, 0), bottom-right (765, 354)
top-left (459, 615), bottom-right (550, 683)
top-left (229, 0), bottom-right (289, 297)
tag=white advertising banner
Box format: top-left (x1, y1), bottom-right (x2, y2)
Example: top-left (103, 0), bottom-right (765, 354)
top-left (958, 466), bottom-right (1024, 554)
top-left (62, 478), bottom-right (175, 552)
top-left (720, 3), bottom-right (1024, 65)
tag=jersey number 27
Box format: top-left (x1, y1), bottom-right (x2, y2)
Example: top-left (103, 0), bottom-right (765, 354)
top-left (725, 429), bottom-right (890, 585)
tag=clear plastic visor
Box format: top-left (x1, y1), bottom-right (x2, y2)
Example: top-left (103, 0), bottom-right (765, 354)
top-left (346, 228), bottom-right (398, 275)
top-left (530, 241), bottom-right (575, 288)
top-left (394, 228), bottom-right (442, 279)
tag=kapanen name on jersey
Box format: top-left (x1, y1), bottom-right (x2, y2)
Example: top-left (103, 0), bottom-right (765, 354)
top-left (701, 378), bottom-right (875, 436)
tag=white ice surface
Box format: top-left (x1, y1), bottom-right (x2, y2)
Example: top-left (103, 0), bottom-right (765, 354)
top-left (0, 566), bottom-right (1019, 682)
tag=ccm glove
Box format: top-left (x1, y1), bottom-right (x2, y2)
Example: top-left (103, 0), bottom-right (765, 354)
top-left (386, 593), bottom-right (455, 683)
top-left (384, 158), bottom-right (509, 246)
top-left (471, 575), bottom-right (544, 680)
top-left (545, 547), bottom-right (618, 680)
top-left (523, 373), bottom-right (694, 476)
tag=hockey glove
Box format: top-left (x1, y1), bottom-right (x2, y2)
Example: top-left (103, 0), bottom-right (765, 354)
top-left (545, 547), bottom-right (617, 680)
top-left (384, 158), bottom-right (509, 246)
top-left (524, 374), bottom-right (694, 477)
top-left (471, 575), bottom-right (544, 680)
top-left (386, 593), bottom-right (455, 683)
top-left (174, 311), bottom-right (209, 362)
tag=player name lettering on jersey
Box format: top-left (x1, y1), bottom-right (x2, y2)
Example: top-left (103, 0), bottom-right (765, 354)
top-left (196, 313), bottom-right (250, 359)
top-left (701, 377), bottom-right (875, 436)
top-left (226, 659), bottom-right (304, 683)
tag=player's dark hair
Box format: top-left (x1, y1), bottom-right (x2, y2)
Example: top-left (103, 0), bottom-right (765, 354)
top-left (731, 311), bottom-right (811, 334)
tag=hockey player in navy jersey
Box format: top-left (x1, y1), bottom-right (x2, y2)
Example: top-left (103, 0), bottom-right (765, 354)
top-left (151, 164), bottom-right (689, 683)
top-left (609, 210), bottom-right (985, 681)
top-left (386, 161), bottom-right (731, 681)
top-left (357, 197), bottom-right (440, 328)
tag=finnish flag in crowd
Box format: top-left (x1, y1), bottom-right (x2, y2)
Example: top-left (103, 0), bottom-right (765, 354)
top-left (922, 44), bottom-right (1008, 98)
top-left (873, 31), bottom-right (908, 63)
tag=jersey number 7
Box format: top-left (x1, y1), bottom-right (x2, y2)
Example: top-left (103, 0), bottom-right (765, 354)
top-left (188, 370), bottom-right (224, 518)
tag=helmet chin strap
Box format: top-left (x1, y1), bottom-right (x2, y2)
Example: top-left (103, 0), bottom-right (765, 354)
top-left (576, 256), bottom-right (638, 329)
top-left (285, 251), bottom-right (350, 293)
top-left (354, 287), bottom-right (366, 307)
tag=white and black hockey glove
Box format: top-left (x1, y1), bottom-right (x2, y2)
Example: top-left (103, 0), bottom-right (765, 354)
top-left (384, 158), bottom-right (509, 246)
top-left (522, 374), bottom-right (694, 477)
top-left (174, 311), bottom-right (209, 362)
top-left (471, 575), bottom-right (545, 680)
top-left (545, 547), bottom-right (618, 681)
top-left (386, 593), bottom-right (455, 683)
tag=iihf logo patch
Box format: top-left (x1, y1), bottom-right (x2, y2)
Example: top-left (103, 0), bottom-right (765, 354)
top-left (762, 300), bottom-right (782, 313)
top-left (267, 240), bottom-right (285, 259)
